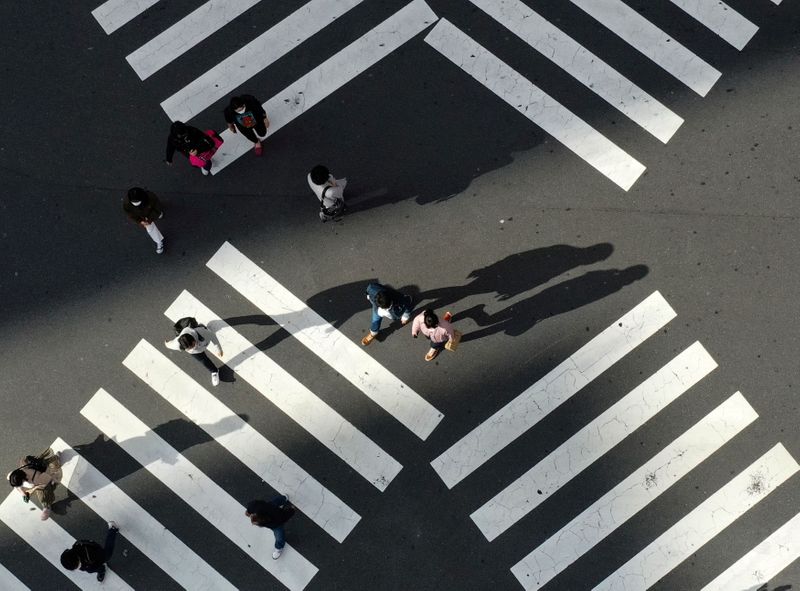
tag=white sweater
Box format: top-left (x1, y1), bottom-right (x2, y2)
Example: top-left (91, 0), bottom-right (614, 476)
top-left (165, 326), bottom-right (222, 355)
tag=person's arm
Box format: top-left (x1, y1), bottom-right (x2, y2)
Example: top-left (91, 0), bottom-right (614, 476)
top-left (411, 314), bottom-right (422, 338)
top-left (223, 107), bottom-right (237, 133)
top-left (198, 327), bottom-right (223, 357)
top-left (165, 136), bottom-right (176, 164)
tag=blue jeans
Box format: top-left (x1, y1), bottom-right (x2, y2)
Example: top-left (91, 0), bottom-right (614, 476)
top-left (270, 495), bottom-right (287, 549)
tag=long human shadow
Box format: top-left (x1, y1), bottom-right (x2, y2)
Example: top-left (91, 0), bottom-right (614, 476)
top-left (455, 265), bottom-right (648, 342)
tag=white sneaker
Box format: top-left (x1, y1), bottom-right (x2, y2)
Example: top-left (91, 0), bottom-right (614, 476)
top-left (107, 521), bottom-right (119, 531)
top-left (156, 241), bottom-right (164, 254)
top-left (211, 372), bottom-right (220, 387)
top-left (272, 548), bottom-right (283, 560)
top-left (201, 167), bottom-right (209, 176)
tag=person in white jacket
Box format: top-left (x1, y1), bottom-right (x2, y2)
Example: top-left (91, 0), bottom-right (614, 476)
top-left (164, 323), bottom-right (224, 386)
top-left (308, 165), bottom-right (347, 222)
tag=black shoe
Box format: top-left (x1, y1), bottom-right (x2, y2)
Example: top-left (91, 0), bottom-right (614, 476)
top-left (97, 570), bottom-right (106, 582)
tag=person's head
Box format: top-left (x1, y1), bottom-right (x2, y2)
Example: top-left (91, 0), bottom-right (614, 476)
top-left (127, 187), bottom-right (146, 207)
top-left (177, 333), bottom-right (196, 350)
top-left (170, 121), bottom-right (188, 138)
top-left (375, 290), bottom-right (393, 310)
top-left (60, 549), bottom-right (80, 571)
top-left (8, 469), bottom-right (26, 487)
top-left (309, 165), bottom-right (329, 185)
top-left (423, 309), bottom-right (439, 329)
top-left (230, 96), bottom-right (246, 113)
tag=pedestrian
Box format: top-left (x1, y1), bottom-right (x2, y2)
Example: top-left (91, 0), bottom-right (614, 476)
top-left (164, 121), bottom-right (222, 176)
top-left (123, 187), bottom-right (164, 254)
top-left (308, 165), bottom-right (347, 222)
top-left (245, 496), bottom-right (296, 560)
top-left (362, 282), bottom-right (413, 345)
top-left (411, 309), bottom-right (456, 361)
top-left (6, 448), bottom-right (62, 521)
top-left (224, 95), bottom-right (269, 156)
top-left (164, 317), bottom-right (224, 386)
top-left (60, 521), bottom-right (120, 582)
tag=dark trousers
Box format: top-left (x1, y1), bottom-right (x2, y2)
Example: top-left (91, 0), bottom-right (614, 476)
top-left (237, 120), bottom-right (267, 143)
top-left (191, 351), bottom-right (217, 373)
top-left (86, 526), bottom-right (118, 576)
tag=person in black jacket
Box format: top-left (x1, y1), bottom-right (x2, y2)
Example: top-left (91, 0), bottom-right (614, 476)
top-left (165, 121), bottom-right (215, 174)
top-left (245, 496), bottom-right (295, 559)
top-left (60, 521), bottom-right (120, 582)
top-left (224, 95), bottom-right (270, 156)
top-left (123, 187), bottom-right (164, 254)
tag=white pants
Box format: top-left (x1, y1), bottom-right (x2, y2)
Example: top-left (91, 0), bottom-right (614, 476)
top-left (144, 222), bottom-right (164, 244)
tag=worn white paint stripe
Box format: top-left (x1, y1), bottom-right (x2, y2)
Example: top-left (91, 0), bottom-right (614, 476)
top-left (425, 19), bottom-right (645, 191)
top-left (0, 562), bottom-right (29, 591)
top-left (472, 342), bottom-right (716, 542)
top-left (124, 339), bottom-right (360, 542)
top-left (510, 392), bottom-right (758, 590)
top-left (772, 0), bottom-right (783, 4)
top-left (51, 437), bottom-right (234, 591)
top-left (0, 481), bottom-right (133, 591)
top-left (701, 510), bottom-right (800, 591)
top-left (91, 0), bottom-right (160, 35)
top-left (569, 0), bottom-right (722, 96)
top-left (468, 0), bottom-right (683, 143)
top-left (432, 291), bottom-right (676, 489)
top-left (164, 290), bottom-right (403, 491)
top-left (127, 0), bottom-right (264, 80)
top-left (80, 389), bottom-right (318, 591)
top-left (595, 443), bottom-right (799, 591)
top-left (668, 0), bottom-right (758, 51)
top-left (207, 241), bottom-right (443, 439)
top-left (209, 0), bottom-right (438, 174)
top-left (160, 0), bottom-right (367, 122)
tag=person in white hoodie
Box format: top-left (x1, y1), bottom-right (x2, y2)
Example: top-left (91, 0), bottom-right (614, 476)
top-left (164, 318), bottom-right (224, 386)
top-left (307, 165), bottom-right (347, 222)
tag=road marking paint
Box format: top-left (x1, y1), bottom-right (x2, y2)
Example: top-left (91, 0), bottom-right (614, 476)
top-left (0, 562), bottom-right (29, 591)
top-left (510, 392), bottom-right (758, 590)
top-left (164, 290), bottom-right (403, 491)
top-left (80, 389), bottom-right (318, 591)
top-left (431, 291), bottom-right (676, 489)
top-left (425, 19), bottom-right (645, 191)
top-left (207, 241), bottom-right (443, 439)
top-left (594, 443), bottom-right (799, 591)
top-left (209, 0), bottom-right (438, 173)
top-left (91, 0), bottom-right (160, 35)
top-left (124, 339), bottom-right (360, 542)
top-left (127, 0), bottom-right (264, 80)
top-left (51, 437), bottom-right (234, 591)
top-left (701, 510), bottom-right (800, 591)
top-left (667, 0), bottom-right (758, 51)
top-left (472, 341), bottom-right (716, 542)
top-left (568, 0), bottom-right (722, 96)
top-left (468, 0), bottom-right (683, 143)
top-left (160, 0), bottom-right (367, 122)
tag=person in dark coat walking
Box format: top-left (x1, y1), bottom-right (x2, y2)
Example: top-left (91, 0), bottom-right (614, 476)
top-left (224, 95), bottom-right (270, 156)
top-left (60, 521), bottom-right (120, 582)
top-left (245, 496), bottom-right (295, 560)
top-left (361, 282), bottom-right (413, 345)
top-left (123, 187), bottom-right (164, 254)
top-left (165, 121), bottom-right (216, 175)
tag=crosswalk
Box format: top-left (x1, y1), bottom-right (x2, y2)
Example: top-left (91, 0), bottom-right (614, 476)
top-left (90, 0), bottom-right (784, 189)
top-left (2, 240), bottom-right (799, 588)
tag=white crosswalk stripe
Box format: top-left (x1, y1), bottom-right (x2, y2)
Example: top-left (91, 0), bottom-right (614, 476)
top-left (594, 443), bottom-right (799, 591)
top-left (667, 0), bottom-right (758, 51)
top-left (0, 561), bottom-right (29, 591)
top-left (91, 0), bottom-right (160, 35)
top-left (431, 291), bottom-right (676, 489)
top-left (510, 392), bottom-right (758, 590)
top-left (123, 338), bottom-right (361, 542)
top-left (164, 290), bottom-right (403, 491)
top-left (207, 241), bottom-right (443, 440)
top-left (80, 389), bottom-right (319, 591)
top-left (471, 341), bottom-right (717, 542)
top-left (51, 437), bottom-right (235, 591)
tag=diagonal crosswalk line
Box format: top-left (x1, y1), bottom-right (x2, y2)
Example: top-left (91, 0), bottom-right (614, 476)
top-left (594, 443), bottom-right (799, 591)
top-left (0, 481), bottom-right (133, 591)
top-left (80, 389), bottom-right (318, 591)
top-left (164, 290), bottom-right (403, 491)
top-left (467, 0), bottom-right (683, 143)
top-left (124, 339), bottom-right (360, 542)
top-left (472, 341), bottom-right (717, 542)
top-left (0, 562), bottom-right (29, 591)
top-left (127, 0), bottom-right (264, 80)
top-left (667, 0), bottom-right (758, 51)
top-left (431, 291), bottom-right (676, 489)
top-left (207, 241), bottom-right (443, 440)
top-left (160, 0), bottom-right (367, 122)
top-left (209, 0), bottom-right (438, 174)
top-left (91, 0), bottom-right (160, 35)
top-left (568, 0), bottom-right (722, 96)
top-left (51, 437), bottom-right (235, 591)
top-left (701, 510), bottom-right (800, 591)
top-left (510, 392), bottom-right (758, 590)
top-left (425, 19), bottom-right (645, 191)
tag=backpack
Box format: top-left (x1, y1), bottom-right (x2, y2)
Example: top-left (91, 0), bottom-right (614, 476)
top-left (319, 187), bottom-right (346, 221)
top-left (173, 317), bottom-right (198, 335)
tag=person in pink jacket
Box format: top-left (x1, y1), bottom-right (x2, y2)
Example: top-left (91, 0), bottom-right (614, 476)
top-left (411, 309), bottom-right (455, 362)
